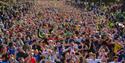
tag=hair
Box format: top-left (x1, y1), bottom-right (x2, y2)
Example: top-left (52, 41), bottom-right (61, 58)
top-left (79, 57), bottom-right (87, 63)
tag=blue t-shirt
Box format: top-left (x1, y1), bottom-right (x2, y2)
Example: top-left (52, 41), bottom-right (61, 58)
top-left (34, 54), bottom-right (41, 61)
top-left (0, 60), bottom-right (10, 63)
top-left (8, 48), bottom-right (15, 55)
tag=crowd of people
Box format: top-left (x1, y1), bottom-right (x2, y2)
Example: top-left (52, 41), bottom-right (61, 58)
top-left (0, 0), bottom-right (125, 63)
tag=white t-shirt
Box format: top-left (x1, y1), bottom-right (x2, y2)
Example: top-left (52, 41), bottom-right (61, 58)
top-left (109, 62), bottom-right (121, 63)
top-left (86, 59), bottom-right (101, 63)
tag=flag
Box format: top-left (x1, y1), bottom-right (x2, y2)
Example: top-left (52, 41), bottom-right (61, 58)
top-left (38, 29), bottom-right (45, 38)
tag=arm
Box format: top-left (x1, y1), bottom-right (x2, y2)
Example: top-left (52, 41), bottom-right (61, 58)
top-left (98, 46), bottom-right (103, 53)
top-left (88, 41), bottom-right (92, 50)
top-left (105, 46), bottom-right (110, 53)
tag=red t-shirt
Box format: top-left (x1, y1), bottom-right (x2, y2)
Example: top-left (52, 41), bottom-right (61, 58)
top-left (30, 57), bottom-right (36, 63)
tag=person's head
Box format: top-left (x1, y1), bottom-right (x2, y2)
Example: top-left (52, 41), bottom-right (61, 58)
top-left (101, 56), bottom-right (108, 63)
top-left (18, 57), bottom-right (25, 63)
top-left (8, 42), bottom-right (13, 48)
top-left (69, 59), bottom-right (75, 63)
top-left (65, 52), bottom-right (70, 56)
top-left (34, 49), bottom-right (39, 54)
top-left (0, 45), bottom-right (3, 53)
top-left (2, 53), bottom-right (9, 61)
top-left (89, 52), bottom-right (96, 59)
top-left (41, 55), bottom-right (45, 60)
top-left (17, 47), bottom-right (23, 52)
top-left (101, 48), bottom-right (106, 52)
top-left (113, 56), bottom-right (118, 62)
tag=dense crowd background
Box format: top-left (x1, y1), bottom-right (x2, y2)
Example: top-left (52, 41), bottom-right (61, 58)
top-left (0, 0), bottom-right (125, 63)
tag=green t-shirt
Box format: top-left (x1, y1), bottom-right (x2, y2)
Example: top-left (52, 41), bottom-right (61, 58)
top-left (64, 31), bottom-right (73, 37)
top-left (108, 21), bottom-right (115, 28)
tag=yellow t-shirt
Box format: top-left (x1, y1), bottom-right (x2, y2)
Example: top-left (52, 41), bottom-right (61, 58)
top-left (114, 42), bottom-right (123, 54)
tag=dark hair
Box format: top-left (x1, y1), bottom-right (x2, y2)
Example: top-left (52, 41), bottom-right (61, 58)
top-left (42, 61), bottom-right (45, 63)
top-left (8, 42), bottom-right (13, 47)
top-left (79, 57), bottom-right (83, 63)
top-left (2, 53), bottom-right (9, 60)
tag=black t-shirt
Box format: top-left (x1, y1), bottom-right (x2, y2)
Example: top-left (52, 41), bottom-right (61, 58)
top-left (32, 44), bottom-right (41, 51)
top-left (16, 52), bottom-right (28, 59)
